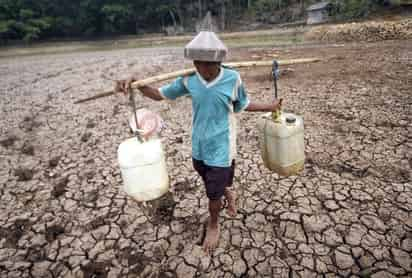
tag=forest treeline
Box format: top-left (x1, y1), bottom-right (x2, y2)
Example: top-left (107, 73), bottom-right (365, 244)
top-left (0, 0), bottom-right (391, 43)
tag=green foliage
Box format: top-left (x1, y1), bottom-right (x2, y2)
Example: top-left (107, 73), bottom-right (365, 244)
top-left (101, 4), bottom-right (132, 33)
top-left (330, 0), bottom-right (378, 20)
top-left (19, 9), bottom-right (35, 20)
top-left (21, 24), bottom-right (41, 42)
top-left (29, 17), bottom-right (52, 30)
top-left (254, 0), bottom-right (277, 13)
top-left (0, 0), bottom-right (389, 43)
top-left (0, 19), bottom-right (14, 33)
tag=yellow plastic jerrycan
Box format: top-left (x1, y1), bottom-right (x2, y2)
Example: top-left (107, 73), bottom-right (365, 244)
top-left (257, 111), bottom-right (305, 176)
top-left (117, 137), bottom-right (169, 202)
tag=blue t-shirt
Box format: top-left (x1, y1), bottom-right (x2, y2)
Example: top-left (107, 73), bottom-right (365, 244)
top-left (159, 67), bottom-right (250, 167)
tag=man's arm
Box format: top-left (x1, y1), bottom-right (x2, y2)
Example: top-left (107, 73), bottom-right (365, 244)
top-left (137, 85), bottom-right (164, 101)
top-left (245, 99), bottom-right (283, 112)
top-left (115, 77), bottom-right (164, 101)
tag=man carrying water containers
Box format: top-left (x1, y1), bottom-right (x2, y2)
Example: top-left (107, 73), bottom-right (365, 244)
top-left (116, 31), bottom-right (282, 254)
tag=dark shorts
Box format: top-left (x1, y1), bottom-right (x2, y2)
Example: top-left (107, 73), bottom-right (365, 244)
top-left (192, 158), bottom-right (235, 200)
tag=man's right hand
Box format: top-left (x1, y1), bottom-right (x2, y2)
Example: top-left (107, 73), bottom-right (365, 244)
top-left (115, 76), bottom-right (137, 95)
top-left (115, 76), bottom-right (164, 101)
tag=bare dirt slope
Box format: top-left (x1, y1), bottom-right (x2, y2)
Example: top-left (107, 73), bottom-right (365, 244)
top-left (0, 38), bottom-right (411, 277)
top-left (305, 18), bottom-right (412, 42)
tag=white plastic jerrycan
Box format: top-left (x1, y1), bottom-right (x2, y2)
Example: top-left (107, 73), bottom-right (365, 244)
top-left (257, 112), bottom-right (305, 176)
top-left (117, 137), bottom-right (169, 202)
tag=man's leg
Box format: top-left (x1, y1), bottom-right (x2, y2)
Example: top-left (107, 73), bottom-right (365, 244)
top-left (194, 159), bottom-right (234, 254)
top-left (203, 198), bottom-right (222, 254)
top-left (224, 187), bottom-right (237, 217)
top-left (224, 160), bottom-right (237, 217)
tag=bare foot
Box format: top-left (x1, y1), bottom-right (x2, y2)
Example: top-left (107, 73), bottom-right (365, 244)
top-left (203, 221), bottom-right (220, 255)
top-left (224, 188), bottom-right (237, 217)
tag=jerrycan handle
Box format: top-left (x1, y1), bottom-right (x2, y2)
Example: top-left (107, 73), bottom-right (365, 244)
top-left (271, 60), bottom-right (281, 122)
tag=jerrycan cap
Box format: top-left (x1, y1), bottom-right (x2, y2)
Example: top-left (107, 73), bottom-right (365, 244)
top-left (286, 116), bottom-right (296, 124)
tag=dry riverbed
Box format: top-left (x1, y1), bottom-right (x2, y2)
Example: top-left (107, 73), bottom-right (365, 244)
top-left (0, 37), bottom-right (411, 277)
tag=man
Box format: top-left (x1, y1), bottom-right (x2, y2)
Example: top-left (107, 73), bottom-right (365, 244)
top-left (116, 31), bottom-right (282, 254)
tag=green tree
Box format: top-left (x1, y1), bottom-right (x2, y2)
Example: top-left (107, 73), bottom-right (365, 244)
top-left (0, 0), bottom-right (389, 43)
top-left (101, 3), bottom-right (133, 33)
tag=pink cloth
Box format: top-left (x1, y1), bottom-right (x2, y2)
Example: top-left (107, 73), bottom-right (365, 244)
top-left (129, 109), bottom-right (163, 140)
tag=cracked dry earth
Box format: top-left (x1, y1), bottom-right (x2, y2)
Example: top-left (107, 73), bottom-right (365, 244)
top-left (0, 39), bottom-right (411, 278)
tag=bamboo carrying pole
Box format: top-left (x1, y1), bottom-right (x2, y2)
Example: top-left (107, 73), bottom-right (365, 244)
top-left (74, 58), bottom-right (320, 104)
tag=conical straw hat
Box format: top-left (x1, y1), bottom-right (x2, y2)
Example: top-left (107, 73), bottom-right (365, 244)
top-left (184, 31), bottom-right (228, 62)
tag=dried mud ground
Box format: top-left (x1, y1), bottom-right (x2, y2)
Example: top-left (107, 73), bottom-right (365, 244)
top-left (0, 39), bottom-right (411, 278)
